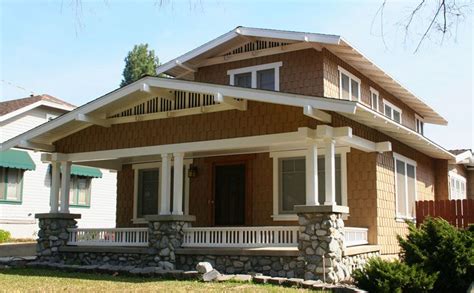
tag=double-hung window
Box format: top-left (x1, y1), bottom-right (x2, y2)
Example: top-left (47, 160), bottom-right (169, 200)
top-left (133, 161), bottom-right (191, 222)
top-left (415, 115), bottom-right (424, 135)
top-left (448, 172), bottom-right (466, 200)
top-left (338, 66), bottom-right (360, 101)
top-left (228, 62), bottom-right (282, 91)
top-left (383, 100), bottom-right (402, 123)
top-left (370, 87), bottom-right (380, 112)
top-left (394, 154), bottom-right (417, 220)
top-left (69, 176), bottom-right (91, 207)
top-left (272, 150), bottom-right (347, 220)
top-left (0, 167), bottom-right (23, 203)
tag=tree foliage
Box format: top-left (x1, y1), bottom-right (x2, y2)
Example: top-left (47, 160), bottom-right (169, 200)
top-left (397, 217), bottom-right (474, 292)
top-left (120, 44), bottom-right (159, 87)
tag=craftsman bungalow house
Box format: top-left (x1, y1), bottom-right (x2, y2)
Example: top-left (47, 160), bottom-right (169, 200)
top-left (0, 27), bottom-right (467, 280)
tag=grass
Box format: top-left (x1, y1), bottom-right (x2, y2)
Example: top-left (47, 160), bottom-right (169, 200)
top-left (0, 268), bottom-right (315, 292)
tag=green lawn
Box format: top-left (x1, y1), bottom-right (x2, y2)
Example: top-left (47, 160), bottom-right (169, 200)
top-left (0, 268), bottom-right (312, 292)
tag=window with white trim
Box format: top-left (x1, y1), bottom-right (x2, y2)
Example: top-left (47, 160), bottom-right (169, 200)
top-left (272, 150), bottom-right (347, 220)
top-left (0, 167), bottom-right (24, 203)
top-left (415, 115), bottom-right (424, 135)
top-left (338, 66), bottom-right (360, 101)
top-left (448, 172), bottom-right (466, 200)
top-left (370, 87), bottom-right (380, 112)
top-left (383, 100), bottom-right (402, 123)
top-left (227, 62), bottom-right (282, 91)
top-left (133, 161), bottom-right (192, 222)
top-left (394, 154), bottom-right (417, 219)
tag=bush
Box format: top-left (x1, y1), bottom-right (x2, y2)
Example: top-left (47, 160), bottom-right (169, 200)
top-left (0, 229), bottom-right (11, 243)
top-left (397, 218), bottom-right (474, 293)
top-left (353, 257), bottom-right (437, 293)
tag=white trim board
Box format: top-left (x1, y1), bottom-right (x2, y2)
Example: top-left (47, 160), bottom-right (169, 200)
top-left (0, 100), bottom-right (75, 123)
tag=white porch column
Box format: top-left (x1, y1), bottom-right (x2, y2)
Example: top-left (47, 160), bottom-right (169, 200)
top-left (50, 161), bottom-right (60, 213)
top-left (305, 143), bottom-right (319, 205)
top-left (159, 153), bottom-right (171, 215)
top-left (324, 139), bottom-right (336, 206)
top-left (60, 161), bottom-right (72, 213)
top-left (172, 152), bottom-right (184, 215)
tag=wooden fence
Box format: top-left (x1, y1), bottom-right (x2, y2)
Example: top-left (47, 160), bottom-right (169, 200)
top-left (415, 199), bottom-right (474, 228)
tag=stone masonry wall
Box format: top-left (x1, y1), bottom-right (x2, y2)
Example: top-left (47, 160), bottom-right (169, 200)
top-left (36, 216), bottom-right (78, 263)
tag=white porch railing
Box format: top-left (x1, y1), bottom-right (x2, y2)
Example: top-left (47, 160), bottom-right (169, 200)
top-left (67, 228), bottom-right (149, 247)
top-left (344, 227), bottom-right (368, 247)
top-left (182, 226), bottom-right (300, 248)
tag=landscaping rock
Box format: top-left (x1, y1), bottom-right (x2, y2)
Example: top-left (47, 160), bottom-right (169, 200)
top-left (196, 262), bottom-right (213, 274)
top-left (253, 275), bottom-right (271, 284)
top-left (268, 277), bottom-right (287, 285)
top-left (202, 269), bottom-right (221, 282)
top-left (233, 274), bottom-right (252, 282)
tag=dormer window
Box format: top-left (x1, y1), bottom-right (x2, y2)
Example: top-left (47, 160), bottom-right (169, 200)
top-left (383, 99), bottom-right (402, 123)
top-left (228, 62), bottom-right (282, 91)
top-left (370, 87), bottom-right (380, 112)
top-left (338, 66), bottom-right (360, 101)
top-left (415, 115), bottom-right (424, 135)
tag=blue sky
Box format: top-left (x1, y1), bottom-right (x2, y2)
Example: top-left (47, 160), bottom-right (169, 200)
top-left (1, 0), bottom-right (472, 150)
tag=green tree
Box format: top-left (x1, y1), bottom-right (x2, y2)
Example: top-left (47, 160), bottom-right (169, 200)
top-left (120, 44), bottom-right (159, 87)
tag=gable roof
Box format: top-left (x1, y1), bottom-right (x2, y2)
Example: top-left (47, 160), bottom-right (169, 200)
top-left (156, 26), bottom-right (447, 126)
top-left (0, 94), bottom-right (76, 122)
top-left (0, 76), bottom-right (455, 161)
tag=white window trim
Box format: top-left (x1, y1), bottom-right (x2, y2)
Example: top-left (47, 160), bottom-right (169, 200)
top-left (383, 99), bottom-right (403, 123)
top-left (448, 171), bottom-right (467, 200)
top-left (415, 114), bottom-right (424, 134)
top-left (393, 153), bottom-right (417, 221)
top-left (132, 159), bottom-right (192, 224)
top-left (338, 66), bottom-right (361, 101)
top-left (270, 147), bottom-right (349, 221)
top-left (227, 61), bottom-right (282, 91)
top-left (370, 87), bottom-right (380, 112)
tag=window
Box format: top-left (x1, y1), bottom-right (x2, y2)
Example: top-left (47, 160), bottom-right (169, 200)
top-left (338, 66), bottom-right (360, 101)
top-left (272, 150), bottom-right (347, 220)
top-left (383, 100), bottom-right (402, 123)
top-left (0, 168), bottom-right (23, 203)
top-left (227, 62), bottom-right (282, 91)
top-left (449, 172), bottom-right (467, 200)
top-left (394, 154), bottom-right (417, 219)
top-left (69, 176), bottom-right (91, 207)
top-left (370, 87), bottom-right (380, 111)
top-left (415, 115), bottom-right (424, 135)
top-left (133, 160), bottom-right (192, 222)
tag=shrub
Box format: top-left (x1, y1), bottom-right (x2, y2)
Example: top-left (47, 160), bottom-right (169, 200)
top-left (353, 257), bottom-right (437, 293)
top-left (397, 217), bottom-right (474, 293)
top-left (0, 229), bottom-right (11, 243)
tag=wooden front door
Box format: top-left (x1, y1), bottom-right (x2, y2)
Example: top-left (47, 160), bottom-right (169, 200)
top-left (214, 164), bottom-right (246, 226)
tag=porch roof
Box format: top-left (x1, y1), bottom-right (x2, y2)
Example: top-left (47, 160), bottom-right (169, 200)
top-left (0, 77), bottom-right (455, 161)
top-left (155, 26), bottom-right (447, 125)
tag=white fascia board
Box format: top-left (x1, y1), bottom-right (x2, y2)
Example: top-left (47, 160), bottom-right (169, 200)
top-left (0, 100), bottom-right (75, 122)
top-left (155, 29), bottom-right (239, 76)
top-left (355, 104), bottom-right (455, 160)
top-left (146, 78), bottom-right (357, 114)
top-left (454, 150), bottom-right (474, 164)
top-left (236, 27), bottom-right (341, 45)
top-left (0, 80), bottom-right (146, 152)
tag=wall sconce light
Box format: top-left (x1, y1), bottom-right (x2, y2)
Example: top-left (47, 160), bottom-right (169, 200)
top-left (188, 165), bottom-right (198, 178)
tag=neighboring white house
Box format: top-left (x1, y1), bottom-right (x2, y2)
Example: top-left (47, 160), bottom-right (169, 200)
top-left (0, 94), bottom-right (117, 238)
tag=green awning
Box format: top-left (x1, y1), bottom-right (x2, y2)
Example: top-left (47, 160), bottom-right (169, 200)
top-left (48, 164), bottom-right (103, 178)
top-left (70, 165), bottom-right (102, 178)
top-left (0, 149), bottom-right (36, 170)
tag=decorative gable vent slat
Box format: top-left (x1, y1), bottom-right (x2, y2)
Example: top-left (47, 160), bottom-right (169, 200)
top-left (224, 40), bottom-right (290, 57)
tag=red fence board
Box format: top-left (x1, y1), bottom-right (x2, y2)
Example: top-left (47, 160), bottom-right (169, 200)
top-left (415, 199), bottom-right (474, 229)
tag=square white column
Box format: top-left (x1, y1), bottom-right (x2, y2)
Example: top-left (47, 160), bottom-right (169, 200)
top-left (306, 143), bottom-right (319, 206)
top-left (159, 153), bottom-right (171, 215)
top-left (50, 161), bottom-right (61, 213)
top-left (172, 152), bottom-right (184, 215)
top-left (324, 139), bottom-right (336, 206)
top-left (60, 161), bottom-right (72, 213)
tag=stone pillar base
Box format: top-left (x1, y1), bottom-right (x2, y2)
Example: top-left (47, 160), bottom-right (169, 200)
top-left (295, 205), bottom-right (349, 283)
top-left (145, 214), bottom-right (196, 270)
top-left (35, 213), bottom-right (81, 262)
